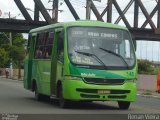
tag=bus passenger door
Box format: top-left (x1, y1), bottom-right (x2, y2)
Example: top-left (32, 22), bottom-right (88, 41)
top-left (24, 35), bottom-right (36, 89)
top-left (51, 28), bottom-right (64, 95)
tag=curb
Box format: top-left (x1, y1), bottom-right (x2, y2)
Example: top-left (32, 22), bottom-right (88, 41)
top-left (0, 76), bottom-right (23, 82)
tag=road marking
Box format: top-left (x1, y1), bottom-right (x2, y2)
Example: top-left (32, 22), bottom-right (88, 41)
top-left (152, 95), bottom-right (160, 98)
top-left (137, 93), bottom-right (160, 99)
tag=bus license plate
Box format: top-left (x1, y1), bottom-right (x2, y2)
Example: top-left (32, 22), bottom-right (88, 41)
top-left (98, 90), bottom-right (110, 94)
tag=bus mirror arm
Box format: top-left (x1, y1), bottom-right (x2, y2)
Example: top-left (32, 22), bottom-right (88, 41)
top-left (133, 40), bottom-right (137, 51)
top-left (61, 67), bottom-right (64, 76)
top-left (132, 35), bottom-right (137, 51)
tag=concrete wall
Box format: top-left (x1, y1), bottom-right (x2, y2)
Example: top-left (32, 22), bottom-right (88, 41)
top-left (138, 74), bottom-right (157, 92)
top-left (12, 69), bottom-right (24, 80)
top-left (0, 68), bottom-right (24, 80)
top-left (0, 68), bottom-right (6, 75)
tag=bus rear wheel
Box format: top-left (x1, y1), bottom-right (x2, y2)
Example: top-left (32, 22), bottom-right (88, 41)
top-left (59, 85), bottom-right (69, 108)
top-left (118, 101), bottom-right (130, 110)
top-left (35, 84), bottom-right (43, 101)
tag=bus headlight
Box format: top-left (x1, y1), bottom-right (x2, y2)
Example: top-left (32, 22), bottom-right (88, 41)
top-left (125, 79), bottom-right (137, 83)
top-left (64, 76), bottom-right (82, 80)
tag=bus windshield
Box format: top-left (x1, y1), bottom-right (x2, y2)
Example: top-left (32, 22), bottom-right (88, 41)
top-left (68, 27), bottom-right (136, 69)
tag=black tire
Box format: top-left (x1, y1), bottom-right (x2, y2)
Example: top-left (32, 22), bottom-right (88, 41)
top-left (118, 101), bottom-right (130, 110)
top-left (59, 85), bottom-right (69, 108)
top-left (81, 101), bottom-right (93, 103)
top-left (35, 84), bottom-right (44, 101)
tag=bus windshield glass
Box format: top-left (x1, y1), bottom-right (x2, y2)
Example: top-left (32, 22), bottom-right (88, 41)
top-left (68, 27), bottom-right (136, 69)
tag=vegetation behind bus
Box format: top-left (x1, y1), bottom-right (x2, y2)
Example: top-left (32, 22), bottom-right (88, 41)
top-left (138, 59), bottom-right (159, 75)
top-left (0, 33), bottom-right (26, 78)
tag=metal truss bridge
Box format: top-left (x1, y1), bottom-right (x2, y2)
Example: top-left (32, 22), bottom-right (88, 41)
top-left (0, 0), bottom-right (160, 41)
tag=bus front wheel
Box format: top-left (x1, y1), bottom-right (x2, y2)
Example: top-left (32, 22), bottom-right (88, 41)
top-left (118, 101), bottom-right (130, 110)
top-left (59, 85), bottom-right (69, 108)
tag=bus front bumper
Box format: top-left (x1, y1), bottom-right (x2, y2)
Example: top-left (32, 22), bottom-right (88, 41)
top-left (63, 80), bottom-right (137, 102)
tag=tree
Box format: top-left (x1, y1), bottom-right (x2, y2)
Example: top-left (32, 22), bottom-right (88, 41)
top-left (0, 32), bottom-right (27, 78)
top-left (0, 33), bottom-right (9, 46)
top-left (11, 33), bottom-right (26, 79)
top-left (10, 45), bottom-right (26, 79)
top-left (0, 48), bottom-right (9, 67)
top-left (12, 33), bottom-right (26, 47)
top-left (10, 45), bottom-right (25, 65)
top-left (138, 59), bottom-right (157, 75)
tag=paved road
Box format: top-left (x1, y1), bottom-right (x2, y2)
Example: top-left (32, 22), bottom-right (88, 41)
top-left (0, 77), bottom-right (160, 115)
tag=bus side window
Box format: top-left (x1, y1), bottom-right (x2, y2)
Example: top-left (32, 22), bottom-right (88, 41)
top-left (45, 32), bottom-right (54, 59)
top-left (42, 32), bottom-right (49, 59)
top-left (34, 32), bottom-right (54, 59)
top-left (35, 33), bottom-right (45, 59)
top-left (57, 31), bottom-right (64, 63)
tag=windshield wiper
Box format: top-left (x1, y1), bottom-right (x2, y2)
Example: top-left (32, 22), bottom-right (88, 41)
top-left (75, 51), bottom-right (107, 68)
top-left (99, 47), bottom-right (129, 68)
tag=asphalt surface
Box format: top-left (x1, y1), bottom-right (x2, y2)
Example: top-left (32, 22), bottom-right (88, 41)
top-left (0, 77), bottom-right (160, 119)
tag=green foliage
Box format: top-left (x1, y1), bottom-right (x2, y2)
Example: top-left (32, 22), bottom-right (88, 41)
top-left (0, 32), bottom-right (26, 68)
top-left (12, 33), bottom-right (26, 47)
top-left (10, 45), bottom-right (25, 68)
top-left (138, 59), bottom-right (159, 75)
top-left (0, 48), bottom-right (9, 67)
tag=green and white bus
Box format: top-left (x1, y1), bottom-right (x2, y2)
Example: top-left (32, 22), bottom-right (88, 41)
top-left (24, 20), bottom-right (137, 109)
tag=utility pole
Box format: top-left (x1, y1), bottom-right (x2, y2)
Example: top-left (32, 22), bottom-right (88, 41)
top-left (86, 0), bottom-right (91, 19)
top-left (86, 0), bottom-right (101, 20)
top-left (53, 0), bottom-right (58, 23)
top-left (9, 32), bottom-right (13, 79)
top-left (107, 0), bottom-right (112, 23)
top-left (8, 12), bottom-right (13, 79)
top-left (48, 0), bottom-right (59, 23)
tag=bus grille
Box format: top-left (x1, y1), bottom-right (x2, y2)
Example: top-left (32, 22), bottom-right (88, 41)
top-left (76, 89), bottom-right (130, 94)
top-left (108, 95), bottom-right (127, 99)
top-left (80, 94), bottom-right (100, 98)
top-left (83, 78), bottom-right (125, 85)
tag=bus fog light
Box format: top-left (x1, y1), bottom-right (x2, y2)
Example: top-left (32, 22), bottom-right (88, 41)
top-left (64, 76), bottom-right (82, 80)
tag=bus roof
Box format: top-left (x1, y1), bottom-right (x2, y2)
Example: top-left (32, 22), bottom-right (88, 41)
top-left (30, 20), bottom-right (128, 33)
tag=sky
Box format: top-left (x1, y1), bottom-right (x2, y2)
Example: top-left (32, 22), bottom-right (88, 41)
top-left (0, 0), bottom-right (160, 62)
